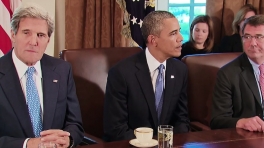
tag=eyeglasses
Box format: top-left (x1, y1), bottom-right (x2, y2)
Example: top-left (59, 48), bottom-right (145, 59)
top-left (242, 35), bottom-right (264, 42)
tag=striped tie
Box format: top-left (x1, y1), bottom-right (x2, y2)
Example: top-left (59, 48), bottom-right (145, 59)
top-left (259, 64), bottom-right (264, 99)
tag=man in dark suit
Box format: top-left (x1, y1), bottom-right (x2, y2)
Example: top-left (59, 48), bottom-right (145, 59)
top-left (103, 11), bottom-right (189, 142)
top-left (0, 4), bottom-right (83, 148)
top-left (211, 15), bottom-right (264, 132)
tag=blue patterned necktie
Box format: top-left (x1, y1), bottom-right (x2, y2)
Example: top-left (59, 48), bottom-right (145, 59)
top-left (26, 67), bottom-right (42, 137)
top-left (155, 64), bottom-right (164, 122)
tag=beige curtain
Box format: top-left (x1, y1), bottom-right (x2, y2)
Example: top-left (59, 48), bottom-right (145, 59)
top-left (65, 0), bottom-right (130, 49)
top-left (206, 0), bottom-right (264, 44)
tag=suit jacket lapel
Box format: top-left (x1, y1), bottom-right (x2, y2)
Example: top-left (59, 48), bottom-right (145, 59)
top-left (0, 51), bottom-right (34, 137)
top-left (240, 54), bottom-right (262, 106)
top-left (135, 52), bottom-right (158, 127)
top-left (160, 59), bottom-right (174, 124)
top-left (41, 55), bottom-right (59, 130)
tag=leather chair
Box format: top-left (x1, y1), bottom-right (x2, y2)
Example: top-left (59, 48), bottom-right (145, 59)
top-left (181, 52), bottom-right (242, 131)
top-left (60, 47), bottom-right (142, 144)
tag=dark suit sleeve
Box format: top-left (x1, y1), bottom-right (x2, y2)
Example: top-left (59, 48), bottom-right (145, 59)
top-left (63, 65), bottom-right (84, 146)
top-left (173, 67), bottom-right (190, 133)
top-left (103, 67), bottom-right (134, 142)
top-left (0, 137), bottom-right (25, 148)
top-left (210, 69), bottom-right (240, 129)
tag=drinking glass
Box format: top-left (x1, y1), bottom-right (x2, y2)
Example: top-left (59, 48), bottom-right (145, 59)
top-left (158, 125), bottom-right (173, 148)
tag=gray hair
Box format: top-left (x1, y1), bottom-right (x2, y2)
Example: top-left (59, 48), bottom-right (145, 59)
top-left (11, 3), bottom-right (54, 37)
top-left (242, 15), bottom-right (264, 34)
top-left (141, 11), bottom-right (175, 44)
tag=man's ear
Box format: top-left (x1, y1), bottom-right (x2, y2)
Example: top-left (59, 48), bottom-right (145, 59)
top-left (10, 30), bottom-right (15, 42)
top-left (147, 35), bottom-right (157, 46)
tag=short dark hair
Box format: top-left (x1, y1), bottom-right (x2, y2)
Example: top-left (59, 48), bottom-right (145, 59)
top-left (141, 11), bottom-right (175, 44)
top-left (242, 15), bottom-right (264, 34)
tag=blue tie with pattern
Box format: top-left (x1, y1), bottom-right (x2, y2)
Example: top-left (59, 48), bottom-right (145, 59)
top-left (26, 67), bottom-right (42, 137)
top-left (155, 64), bottom-right (164, 122)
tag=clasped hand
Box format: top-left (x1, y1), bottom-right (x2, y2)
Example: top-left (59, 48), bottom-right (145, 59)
top-left (236, 116), bottom-right (264, 132)
top-left (27, 129), bottom-right (70, 148)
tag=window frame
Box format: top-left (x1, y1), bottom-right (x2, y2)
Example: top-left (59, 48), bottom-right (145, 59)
top-left (156, 0), bottom-right (206, 42)
top-left (169, 1), bottom-right (206, 24)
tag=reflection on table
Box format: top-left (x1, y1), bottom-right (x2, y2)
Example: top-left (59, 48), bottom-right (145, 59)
top-left (77, 128), bottom-right (264, 148)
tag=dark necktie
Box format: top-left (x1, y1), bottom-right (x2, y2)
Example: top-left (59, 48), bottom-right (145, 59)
top-left (155, 64), bottom-right (164, 122)
top-left (26, 67), bottom-right (42, 137)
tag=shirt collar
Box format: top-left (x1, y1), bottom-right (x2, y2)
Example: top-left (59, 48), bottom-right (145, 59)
top-left (248, 57), bottom-right (261, 74)
top-left (12, 50), bottom-right (42, 79)
top-left (145, 47), bottom-right (166, 72)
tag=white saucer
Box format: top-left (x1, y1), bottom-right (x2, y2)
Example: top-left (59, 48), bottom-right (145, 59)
top-left (129, 139), bottom-right (158, 147)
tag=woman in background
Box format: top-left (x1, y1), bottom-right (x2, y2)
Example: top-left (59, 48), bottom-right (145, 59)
top-left (217, 4), bottom-right (257, 53)
top-left (179, 15), bottom-right (215, 59)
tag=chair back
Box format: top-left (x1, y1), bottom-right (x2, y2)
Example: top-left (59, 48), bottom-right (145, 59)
top-left (181, 52), bottom-right (242, 130)
top-left (60, 47), bottom-right (142, 138)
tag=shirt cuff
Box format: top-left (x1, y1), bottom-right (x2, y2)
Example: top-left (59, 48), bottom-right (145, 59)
top-left (68, 136), bottom-right (74, 148)
top-left (23, 138), bottom-right (30, 148)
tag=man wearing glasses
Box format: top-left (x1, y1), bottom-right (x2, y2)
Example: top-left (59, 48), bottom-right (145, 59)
top-left (211, 15), bottom-right (264, 132)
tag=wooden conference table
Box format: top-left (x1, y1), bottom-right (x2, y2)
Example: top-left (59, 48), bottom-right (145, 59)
top-left (77, 128), bottom-right (264, 148)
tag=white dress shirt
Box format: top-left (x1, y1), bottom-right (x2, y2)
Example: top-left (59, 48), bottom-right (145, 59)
top-left (145, 48), bottom-right (166, 92)
top-left (248, 58), bottom-right (264, 119)
top-left (248, 58), bottom-right (263, 103)
top-left (12, 50), bottom-right (43, 148)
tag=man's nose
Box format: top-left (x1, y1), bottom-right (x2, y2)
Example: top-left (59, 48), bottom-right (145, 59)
top-left (29, 34), bottom-right (38, 46)
top-left (250, 37), bottom-right (258, 46)
top-left (177, 33), bottom-right (183, 42)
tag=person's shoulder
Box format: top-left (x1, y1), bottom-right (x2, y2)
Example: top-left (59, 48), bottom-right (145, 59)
top-left (222, 33), bottom-right (240, 41)
top-left (216, 53), bottom-right (245, 83)
top-left (168, 58), bottom-right (187, 70)
top-left (218, 33), bottom-right (242, 52)
top-left (0, 54), bottom-right (7, 63)
top-left (0, 55), bottom-right (7, 71)
top-left (182, 41), bottom-right (196, 51)
top-left (182, 41), bottom-right (192, 48)
top-left (166, 58), bottom-right (188, 77)
top-left (220, 53), bottom-right (244, 72)
top-left (180, 41), bottom-right (195, 58)
top-left (0, 51), bottom-right (13, 71)
top-left (42, 54), bottom-right (70, 68)
top-left (230, 33), bottom-right (240, 38)
top-left (210, 44), bottom-right (218, 53)
top-left (182, 41), bottom-right (188, 47)
top-left (111, 50), bottom-right (143, 70)
top-left (220, 35), bottom-right (232, 42)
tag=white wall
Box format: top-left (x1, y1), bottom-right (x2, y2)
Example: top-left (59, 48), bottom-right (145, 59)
top-left (22, 0), bottom-right (65, 57)
top-left (156, 0), bottom-right (168, 10)
top-left (54, 0), bottom-right (65, 57)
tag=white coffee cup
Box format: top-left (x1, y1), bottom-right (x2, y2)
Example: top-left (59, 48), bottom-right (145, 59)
top-left (134, 127), bottom-right (153, 145)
